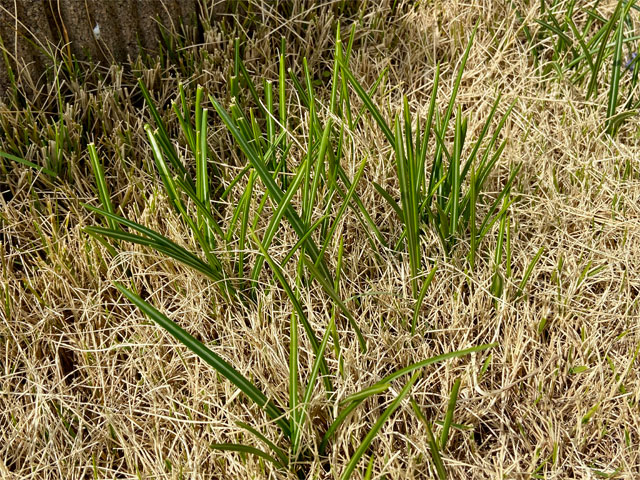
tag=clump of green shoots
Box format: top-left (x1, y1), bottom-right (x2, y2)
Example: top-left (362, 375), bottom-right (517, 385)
top-left (344, 26), bottom-right (520, 299)
top-left (535, 0), bottom-right (639, 133)
top-left (85, 27), bottom-right (497, 478)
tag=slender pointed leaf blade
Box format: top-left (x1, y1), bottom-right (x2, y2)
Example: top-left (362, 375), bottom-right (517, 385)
top-left (210, 443), bottom-right (284, 469)
top-left (339, 372), bottom-right (420, 480)
top-left (115, 282), bottom-right (290, 438)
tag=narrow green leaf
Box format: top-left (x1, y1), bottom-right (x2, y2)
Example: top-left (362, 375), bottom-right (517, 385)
top-left (411, 264), bottom-right (438, 335)
top-left (0, 150), bottom-right (58, 177)
top-left (210, 443), bottom-right (284, 469)
top-left (252, 233), bottom-right (333, 395)
top-left (440, 378), bottom-right (461, 450)
top-left (210, 95), bottom-right (332, 282)
top-left (317, 155), bottom-right (368, 261)
top-left (339, 372), bottom-right (420, 480)
top-left (411, 398), bottom-right (447, 480)
top-left (515, 246), bottom-right (545, 300)
top-left (373, 181), bottom-right (404, 222)
top-left (296, 316), bottom-right (335, 457)
top-left (302, 256), bottom-right (367, 352)
top-left (340, 61), bottom-right (394, 146)
top-left (289, 311), bottom-right (300, 452)
top-left (235, 421), bottom-right (289, 467)
top-left (88, 143), bottom-right (117, 231)
top-left (251, 155), bottom-right (309, 285)
top-left (115, 282), bottom-right (290, 437)
top-left (340, 382), bottom-right (391, 406)
top-left (373, 343), bottom-right (496, 387)
top-left (606, 1), bottom-right (632, 133)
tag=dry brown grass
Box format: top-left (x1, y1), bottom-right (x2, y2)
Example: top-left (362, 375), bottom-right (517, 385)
top-left (2, 1), bottom-right (640, 478)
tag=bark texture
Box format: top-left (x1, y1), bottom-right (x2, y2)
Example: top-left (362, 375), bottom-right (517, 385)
top-left (0, 0), bottom-right (198, 94)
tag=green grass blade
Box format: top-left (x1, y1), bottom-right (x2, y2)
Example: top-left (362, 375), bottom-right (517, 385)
top-left (84, 226), bottom-right (214, 278)
top-left (305, 120), bottom-right (333, 228)
top-left (441, 24), bottom-right (477, 130)
top-left (320, 398), bottom-right (363, 455)
top-left (137, 79), bottom-right (188, 178)
top-left (83, 204), bottom-right (233, 297)
top-left (411, 264), bottom-right (438, 335)
top-left (477, 165), bottom-right (520, 240)
top-left (421, 64), bottom-right (440, 196)
top-left (173, 83), bottom-right (194, 154)
top-left (210, 443), bottom-right (284, 469)
top-left (395, 117), bottom-right (420, 297)
top-left (252, 233), bottom-right (333, 396)
top-left (515, 246), bottom-right (545, 300)
top-left (174, 176), bottom-right (225, 240)
top-left (336, 330), bottom-right (485, 456)
top-left (302, 256), bottom-right (367, 352)
top-left (295, 316), bottom-right (335, 457)
top-left (372, 181), bottom-right (404, 222)
top-left (115, 282), bottom-right (290, 438)
top-left (317, 155), bottom-right (368, 261)
top-left (332, 238), bottom-right (345, 377)
top-left (606, 1), bottom-right (632, 133)
top-left (251, 155), bottom-right (309, 285)
top-left (289, 311), bottom-right (299, 452)
top-left (566, 16), bottom-right (597, 81)
top-left (339, 372), bottom-right (420, 480)
top-left (411, 398), bottom-right (447, 480)
top-left (196, 107), bottom-right (214, 245)
top-left (210, 95), bottom-right (332, 282)
top-left (0, 151), bottom-right (58, 177)
top-left (235, 421), bottom-right (289, 467)
top-left (146, 125), bottom-right (227, 281)
top-left (239, 171), bottom-right (256, 279)
top-left (279, 51), bottom-right (287, 130)
top-left (460, 95), bottom-right (509, 182)
top-left (468, 159), bottom-right (477, 269)
top-left (586, 2), bottom-right (622, 99)
top-left (302, 57), bottom-right (317, 130)
top-left (283, 62), bottom-right (386, 250)
top-left (331, 25), bottom-right (342, 116)
top-left (363, 454), bottom-right (375, 480)
top-left (372, 343), bottom-right (496, 388)
top-left (265, 80), bottom-right (275, 147)
top-left (335, 166), bottom-right (388, 249)
top-left (87, 143), bottom-right (117, 231)
top-left (449, 108), bottom-right (463, 240)
top-left (340, 382), bottom-right (391, 406)
top-left (281, 215), bottom-right (329, 268)
top-left (440, 378), bottom-right (461, 450)
top-left (83, 207), bottom-right (211, 267)
top-left (237, 59), bottom-right (266, 117)
top-left (340, 61), bottom-right (394, 146)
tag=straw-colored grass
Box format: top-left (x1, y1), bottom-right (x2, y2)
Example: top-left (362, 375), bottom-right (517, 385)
top-left (1, 1), bottom-right (640, 478)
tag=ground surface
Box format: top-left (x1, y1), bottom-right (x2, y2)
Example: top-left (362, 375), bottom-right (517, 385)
top-left (1, 1), bottom-right (639, 479)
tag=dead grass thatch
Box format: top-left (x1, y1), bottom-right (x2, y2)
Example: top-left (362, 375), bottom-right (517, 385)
top-left (1, 1), bottom-right (639, 478)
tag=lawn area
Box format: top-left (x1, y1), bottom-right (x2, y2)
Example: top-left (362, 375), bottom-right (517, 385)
top-left (1, 1), bottom-right (639, 479)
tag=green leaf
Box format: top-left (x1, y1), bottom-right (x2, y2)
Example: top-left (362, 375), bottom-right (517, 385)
top-left (302, 256), bottom-right (367, 352)
top-left (411, 264), bottom-right (438, 335)
top-left (411, 398), bottom-right (447, 480)
top-left (440, 378), bottom-right (461, 450)
top-left (115, 282), bottom-right (291, 438)
top-left (235, 421), bottom-right (289, 467)
top-left (340, 372), bottom-right (420, 480)
top-left (210, 443), bottom-right (285, 469)
top-left (0, 150), bottom-right (58, 177)
top-left (87, 144), bottom-right (118, 231)
top-left (252, 233), bottom-right (333, 396)
top-left (210, 95), bottom-right (332, 282)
